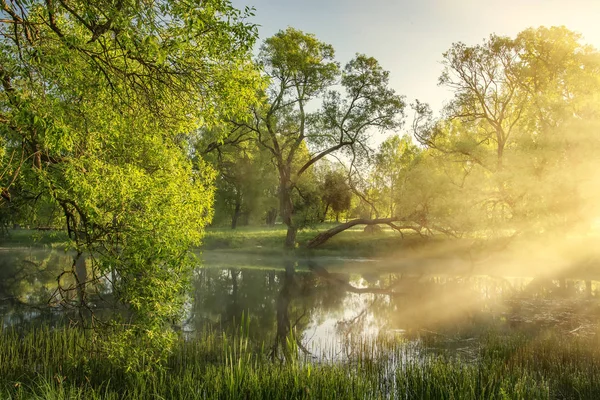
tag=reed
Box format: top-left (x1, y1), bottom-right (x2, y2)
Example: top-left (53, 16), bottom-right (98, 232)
top-left (1, 325), bottom-right (600, 399)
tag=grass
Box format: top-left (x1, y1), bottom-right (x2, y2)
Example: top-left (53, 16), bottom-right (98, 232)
top-left (1, 325), bottom-right (600, 399)
top-left (1, 224), bottom-right (447, 258)
top-left (201, 223), bottom-right (434, 258)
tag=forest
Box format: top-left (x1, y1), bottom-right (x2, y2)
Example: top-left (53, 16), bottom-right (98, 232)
top-left (1, 0), bottom-right (600, 399)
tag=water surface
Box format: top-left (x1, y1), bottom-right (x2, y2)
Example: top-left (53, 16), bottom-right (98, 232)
top-left (2, 248), bottom-right (600, 360)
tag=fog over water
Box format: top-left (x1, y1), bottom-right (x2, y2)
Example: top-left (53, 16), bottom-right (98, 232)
top-left (3, 247), bottom-right (600, 360)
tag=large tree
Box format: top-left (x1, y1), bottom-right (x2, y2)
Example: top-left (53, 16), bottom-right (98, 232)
top-left (231, 28), bottom-right (405, 248)
top-left (0, 0), bottom-right (260, 369)
top-left (418, 26), bottom-right (600, 236)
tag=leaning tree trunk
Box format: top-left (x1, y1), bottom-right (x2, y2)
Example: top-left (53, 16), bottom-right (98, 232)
top-left (307, 217), bottom-right (408, 248)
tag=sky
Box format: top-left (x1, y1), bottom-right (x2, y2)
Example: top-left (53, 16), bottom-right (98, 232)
top-left (231, 0), bottom-right (600, 117)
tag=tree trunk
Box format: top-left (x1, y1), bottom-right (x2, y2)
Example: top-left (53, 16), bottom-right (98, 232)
top-left (307, 217), bottom-right (407, 248)
top-left (279, 176), bottom-right (296, 249)
top-left (390, 182), bottom-right (394, 217)
top-left (266, 208), bottom-right (277, 226)
top-left (231, 201), bottom-right (241, 229)
top-left (74, 253), bottom-right (87, 305)
top-left (496, 135), bottom-right (505, 171)
top-left (320, 203), bottom-right (330, 223)
top-left (285, 225), bottom-right (297, 248)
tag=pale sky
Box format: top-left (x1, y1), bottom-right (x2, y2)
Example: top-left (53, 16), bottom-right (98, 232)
top-left (232, 0), bottom-right (600, 117)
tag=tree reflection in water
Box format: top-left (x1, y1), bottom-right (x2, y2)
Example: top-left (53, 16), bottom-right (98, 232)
top-left (3, 249), bottom-right (600, 356)
top-left (0, 249), bottom-right (116, 329)
top-left (1, 249), bottom-right (77, 328)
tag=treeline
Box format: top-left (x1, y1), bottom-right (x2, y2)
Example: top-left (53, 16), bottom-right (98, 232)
top-left (203, 26), bottom-right (600, 247)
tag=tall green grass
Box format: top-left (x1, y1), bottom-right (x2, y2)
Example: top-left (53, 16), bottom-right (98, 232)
top-left (2, 324), bottom-right (600, 399)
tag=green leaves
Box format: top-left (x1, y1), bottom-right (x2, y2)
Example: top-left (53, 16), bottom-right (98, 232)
top-left (221, 28), bottom-right (407, 246)
top-left (260, 27), bottom-right (339, 99)
top-left (0, 0), bottom-right (261, 370)
top-left (433, 26), bottom-right (600, 235)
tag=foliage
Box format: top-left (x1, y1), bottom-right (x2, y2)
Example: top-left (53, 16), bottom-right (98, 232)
top-left (371, 135), bottom-right (420, 218)
top-left (226, 27), bottom-right (405, 247)
top-left (319, 166), bottom-right (352, 222)
top-left (3, 325), bottom-right (600, 399)
top-left (197, 130), bottom-right (278, 228)
top-left (416, 26), bottom-right (600, 237)
top-left (0, 0), bottom-right (261, 370)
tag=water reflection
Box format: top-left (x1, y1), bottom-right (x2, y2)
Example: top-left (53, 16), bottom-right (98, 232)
top-left (192, 259), bottom-right (350, 359)
top-left (0, 248), bottom-right (75, 327)
top-left (0, 248), bottom-right (116, 328)
top-left (2, 249), bottom-right (600, 357)
top-left (189, 254), bottom-right (600, 361)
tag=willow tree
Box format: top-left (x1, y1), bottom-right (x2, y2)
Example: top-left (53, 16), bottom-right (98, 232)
top-left (0, 0), bottom-right (260, 369)
top-left (231, 28), bottom-right (405, 248)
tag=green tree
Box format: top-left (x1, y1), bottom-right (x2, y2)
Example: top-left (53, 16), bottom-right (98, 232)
top-left (232, 28), bottom-right (405, 248)
top-left (0, 0), bottom-right (260, 370)
top-left (307, 132), bottom-right (465, 248)
top-left (372, 135), bottom-right (419, 218)
top-left (319, 166), bottom-right (352, 222)
top-left (420, 26), bottom-right (600, 236)
top-left (198, 131), bottom-right (278, 229)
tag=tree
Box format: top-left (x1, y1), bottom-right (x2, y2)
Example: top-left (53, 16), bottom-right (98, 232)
top-left (372, 135), bottom-right (419, 218)
top-left (0, 0), bottom-right (260, 370)
top-left (319, 167), bottom-right (352, 222)
top-left (419, 26), bottom-right (600, 236)
top-left (306, 135), bottom-right (462, 248)
top-left (197, 131), bottom-right (278, 229)
top-left (232, 28), bottom-right (405, 248)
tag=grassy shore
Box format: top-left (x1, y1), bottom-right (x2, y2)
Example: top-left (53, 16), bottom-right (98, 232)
top-left (200, 223), bottom-right (433, 258)
top-left (1, 224), bottom-right (431, 258)
top-left (1, 326), bottom-right (600, 399)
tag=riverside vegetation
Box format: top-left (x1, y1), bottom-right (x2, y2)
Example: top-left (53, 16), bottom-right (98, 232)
top-left (3, 243), bottom-right (600, 399)
top-left (2, 324), bottom-right (600, 399)
top-left (3, 0), bottom-right (600, 398)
